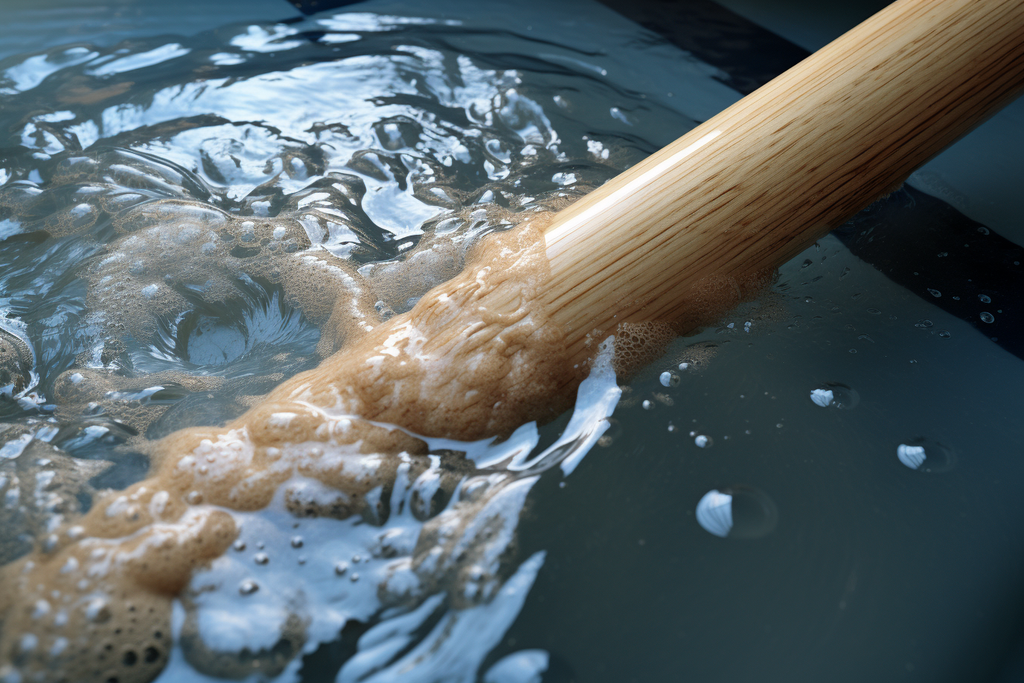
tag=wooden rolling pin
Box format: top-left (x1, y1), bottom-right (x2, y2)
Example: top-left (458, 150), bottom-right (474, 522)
top-left (535, 0), bottom-right (1024, 369)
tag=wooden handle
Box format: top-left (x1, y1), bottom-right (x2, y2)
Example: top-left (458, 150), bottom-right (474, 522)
top-left (540, 0), bottom-right (1024, 365)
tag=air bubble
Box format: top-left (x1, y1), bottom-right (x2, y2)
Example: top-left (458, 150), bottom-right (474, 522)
top-left (253, 552), bottom-right (269, 565)
top-left (980, 312), bottom-right (995, 323)
top-left (641, 400), bottom-right (653, 410)
top-left (238, 579), bottom-right (259, 595)
top-left (695, 486), bottom-right (777, 539)
top-left (938, 331), bottom-right (951, 339)
top-left (979, 294), bottom-right (992, 303)
top-left (914, 319), bottom-right (933, 329)
top-left (927, 288), bottom-right (941, 297)
top-left (658, 371), bottom-right (672, 387)
top-left (334, 562), bottom-right (348, 576)
top-left (290, 536), bottom-right (303, 548)
top-left (897, 438), bottom-right (955, 472)
top-left (694, 435), bottom-right (711, 448)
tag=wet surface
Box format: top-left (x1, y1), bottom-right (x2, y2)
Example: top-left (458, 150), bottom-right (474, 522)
top-left (1, 1), bottom-right (1023, 682)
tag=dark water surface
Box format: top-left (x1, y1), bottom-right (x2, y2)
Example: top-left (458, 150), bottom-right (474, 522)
top-left (1, 1), bottom-right (1023, 682)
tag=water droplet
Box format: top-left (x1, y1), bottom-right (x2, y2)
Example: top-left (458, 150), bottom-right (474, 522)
top-left (938, 330), bottom-right (951, 339)
top-left (290, 536), bottom-right (303, 549)
top-left (927, 288), bottom-right (941, 298)
top-left (867, 308), bottom-right (881, 315)
top-left (694, 435), bottom-right (711, 448)
top-left (186, 491), bottom-right (203, 505)
top-left (334, 562), bottom-right (348, 576)
top-left (809, 383), bottom-right (859, 409)
top-left (695, 486), bottom-right (777, 539)
top-left (349, 572), bottom-right (360, 583)
top-left (980, 311), bottom-right (995, 323)
top-left (979, 294), bottom-right (992, 303)
top-left (642, 400), bottom-right (653, 410)
top-left (914, 319), bottom-right (933, 329)
top-left (896, 438), bottom-right (955, 472)
top-left (978, 226), bottom-right (990, 235)
top-left (239, 579), bottom-right (259, 595)
top-left (352, 554), bottom-right (362, 564)
top-left (801, 259), bottom-right (813, 268)
top-left (254, 552), bottom-right (269, 565)
top-left (232, 540), bottom-right (246, 552)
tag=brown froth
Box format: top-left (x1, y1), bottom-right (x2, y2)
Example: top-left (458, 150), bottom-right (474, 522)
top-left (0, 217), bottom-right (580, 682)
top-left (246, 216), bottom-right (577, 442)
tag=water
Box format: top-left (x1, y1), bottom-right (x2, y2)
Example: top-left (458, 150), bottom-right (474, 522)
top-left (1, 1), bottom-right (1024, 682)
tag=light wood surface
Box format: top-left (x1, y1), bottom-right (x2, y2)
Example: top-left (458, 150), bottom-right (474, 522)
top-left (540, 0), bottom-right (1024, 366)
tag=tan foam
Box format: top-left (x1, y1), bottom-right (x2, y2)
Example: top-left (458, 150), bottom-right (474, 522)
top-left (0, 432), bottom-right (113, 565)
top-left (0, 216), bottom-right (581, 682)
top-left (0, 328), bottom-right (33, 395)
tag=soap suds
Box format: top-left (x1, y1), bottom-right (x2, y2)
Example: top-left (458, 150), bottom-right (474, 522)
top-left (0, 218), bottom-right (589, 682)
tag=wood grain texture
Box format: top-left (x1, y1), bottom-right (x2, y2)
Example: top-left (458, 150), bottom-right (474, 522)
top-left (541, 0), bottom-right (1024, 364)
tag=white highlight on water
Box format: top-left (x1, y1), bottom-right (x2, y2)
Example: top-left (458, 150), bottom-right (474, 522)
top-left (897, 444), bottom-right (927, 470)
top-left (695, 489), bottom-right (734, 538)
top-left (810, 388), bottom-right (834, 407)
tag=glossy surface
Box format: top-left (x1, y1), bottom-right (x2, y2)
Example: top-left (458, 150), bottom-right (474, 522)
top-left (0, 1), bottom-right (1022, 682)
